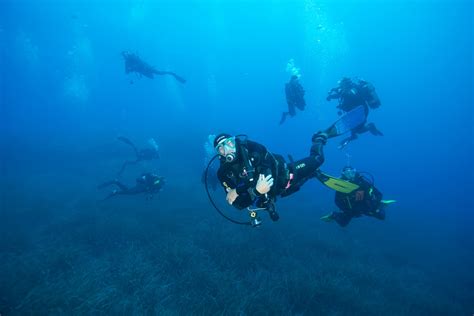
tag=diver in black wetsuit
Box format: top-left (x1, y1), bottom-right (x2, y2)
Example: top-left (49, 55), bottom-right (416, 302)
top-left (117, 137), bottom-right (160, 176)
top-left (320, 166), bottom-right (394, 227)
top-left (280, 75), bottom-right (306, 125)
top-left (214, 131), bottom-right (328, 226)
top-left (121, 51), bottom-right (186, 84)
top-left (99, 172), bottom-right (165, 200)
top-left (327, 77), bottom-right (383, 148)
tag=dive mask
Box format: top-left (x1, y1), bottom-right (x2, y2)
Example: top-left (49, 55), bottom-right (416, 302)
top-left (342, 166), bottom-right (357, 181)
top-left (215, 137), bottom-right (237, 162)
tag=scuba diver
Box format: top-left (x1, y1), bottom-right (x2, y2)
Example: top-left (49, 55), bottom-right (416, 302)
top-left (213, 131), bottom-right (329, 226)
top-left (201, 134), bottom-right (219, 191)
top-left (326, 77), bottom-right (383, 149)
top-left (280, 75), bottom-right (306, 125)
top-left (205, 105), bottom-right (368, 227)
top-left (320, 166), bottom-right (396, 227)
top-left (117, 137), bottom-right (160, 176)
top-left (98, 172), bottom-right (165, 200)
top-left (121, 51), bottom-right (186, 84)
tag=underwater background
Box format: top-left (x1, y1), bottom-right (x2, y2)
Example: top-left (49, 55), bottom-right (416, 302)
top-left (1, 0), bottom-right (472, 314)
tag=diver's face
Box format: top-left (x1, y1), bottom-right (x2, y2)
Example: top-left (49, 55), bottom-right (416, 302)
top-left (216, 137), bottom-right (237, 160)
top-left (342, 168), bottom-right (356, 181)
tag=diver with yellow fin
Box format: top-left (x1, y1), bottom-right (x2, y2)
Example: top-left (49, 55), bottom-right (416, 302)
top-left (320, 166), bottom-right (396, 227)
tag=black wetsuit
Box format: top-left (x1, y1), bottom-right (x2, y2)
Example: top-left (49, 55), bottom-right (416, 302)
top-left (216, 135), bottom-right (326, 217)
top-left (332, 174), bottom-right (384, 227)
top-left (122, 52), bottom-right (186, 83)
top-left (99, 173), bottom-right (165, 200)
top-left (327, 79), bottom-right (382, 147)
top-left (280, 77), bottom-right (306, 124)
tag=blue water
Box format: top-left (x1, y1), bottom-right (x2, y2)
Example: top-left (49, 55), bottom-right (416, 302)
top-left (1, 0), bottom-right (472, 314)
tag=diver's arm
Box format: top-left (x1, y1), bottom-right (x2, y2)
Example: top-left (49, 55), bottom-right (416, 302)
top-left (326, 88), bottom-right (340, 101)
top-left (217, 166), bottom-right (234, 194)
top-left (216, 166), bottom-right (247, 208)
top-left (297, 83), bottom-right (305, 95)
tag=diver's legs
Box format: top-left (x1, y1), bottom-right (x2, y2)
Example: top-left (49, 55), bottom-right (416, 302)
top-left (368, 207), bottom-right (386, 220)
top-left (332, 211), bottom-right (353, 227)
top-left (113, 181), bottom-right (129, 192)
top-left (279, 112), bottom-right (289, 125)
top-left (117, 136), bottom-right (139, 156)
top-left (282, 133), bottom-right (327, 195)
top-left (169, 72), bottom-right (187, 84)
top-left (267, 203), bottom-right (279, 221)
top-left (289, 132), bottom-right (327, 182)
top-left (153, 70), bottom-right (186, 84)
top-left (367, 123), bottom-right (383, 136)
top-left (338, 133), bottom-right (358, 149)
top-left (98, 180), bottom-right (128, 191)
top-left (320, 211), bottom-right (352, 226)
top-left (310, 132), bottom-right (327, 162)
top-left (98, 180), bottom-right (117, 189)
top-left (99, 180), bottom-right (129, 200)
top-left (117, 160), bottom-right (139, 176)
top-left (118, 185), bottom-right (143, 195)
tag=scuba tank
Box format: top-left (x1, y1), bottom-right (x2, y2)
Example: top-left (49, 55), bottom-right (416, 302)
top-left (360, 81), bottom-right (381, 109)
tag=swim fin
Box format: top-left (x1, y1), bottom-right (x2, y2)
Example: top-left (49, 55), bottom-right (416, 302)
top-left (381, 199), bottom-right (397, 205)
top-left (315, 171), bottom-right (360, 193)
top-left (320, 213), bottom-right (334, 222)
top-left (117, 136), bottom-right (139, 156)
top-left (171, 73), bottom-right (187, 84)
top-left (326, 105), bottom-right (366, 138)
top-left (117, 136), bottom-right (135, 147)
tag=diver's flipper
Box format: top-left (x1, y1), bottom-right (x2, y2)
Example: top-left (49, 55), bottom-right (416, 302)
top-left (381, 199), bottom-right (397, 205)
top-left (315, 171), bottom-right (360, 193)
top-left (117, 136), bottom-right (139, 156)
top-left (170, 73), bottom-right (187, 84)
top-left (320, 213), bottom-right (334, 222)
top-left (98, 180), bottom-right (116, 189)
top-left (118, 136), bottom-right (135, 147)
top-left (326, 105), bottom-right (366, 138)
top-left (338, 138), bottom-right (351, 150)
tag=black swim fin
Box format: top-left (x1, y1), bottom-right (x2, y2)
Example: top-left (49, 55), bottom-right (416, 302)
top-left (171, 73), bottom-right (186, 84)
top-left (117, 136), bottom-right (135, 147)
top-left (117, 136), bottom-right (139, 156)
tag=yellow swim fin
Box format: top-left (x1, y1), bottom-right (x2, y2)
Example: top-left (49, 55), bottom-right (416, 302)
top-left (315, 171), bottom-right (360, 193)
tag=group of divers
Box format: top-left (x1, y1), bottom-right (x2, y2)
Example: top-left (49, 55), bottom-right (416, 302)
top-left (99, 52), bottom-right (396, 228)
